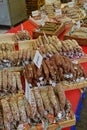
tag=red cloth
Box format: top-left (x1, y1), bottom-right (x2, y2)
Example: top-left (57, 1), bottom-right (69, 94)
top-left (7, 20), bottom-right (38, 38)
top-left (62, 89), bottom-right (81, 130)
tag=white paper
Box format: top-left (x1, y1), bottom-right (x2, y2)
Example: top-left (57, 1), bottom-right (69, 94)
top-left (33, 50), bottom-right (43, 69)
top-left (25, 80), bottom-right (31, 103)
top-left (76, 21), bottom-right (81, 28)
top-left (84, 3), bottom-right (87, 10)
top-left (45, 0), bottom-right (56, 4)
top-left (68, 2), bottom-right (74, 8)
top-left (55, 9), bottom-right (62, 16)
top-left (17, 124), bottom-right (24, 130)
top-left (72, 60), bottom-right (78, 64)
top-left (72, 0), bottom-right (75, 2)
top-left (82, 10), bottom-right (86, 17)
top-left (52, 82), bottom-right (56, 87)
top-left (32, 10), bottom-right (39, 17)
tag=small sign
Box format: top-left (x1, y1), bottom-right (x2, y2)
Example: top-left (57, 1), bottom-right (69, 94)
top-left (25, 80), bottom-right (31, 103)
top-left (72, 0), bottom-right (75, 2)
top-left (17, 124), bottom-right (24, 130)
top-left (82, 10), bottom-right (86, 17)
top-left (55, 9), bottom-right (62, 16)
top-left (76, 21), bottom-right (81, 28)
top-left (84, 3), bottom-right (87, 10)
top-left (72, 60), bottom-right (78, 64)
top-left (68, 2), bottom-right (74, 8)
top-left (70, 25), bottom-right (76, 34)
top-left (45, 0), bottom-right (56, 4)
top-left (32, 10), bottom-right (39, 17)
top-left (33, 50), bottom-right (43, 69)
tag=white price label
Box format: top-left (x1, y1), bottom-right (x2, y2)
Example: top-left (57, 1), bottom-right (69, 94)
top-left (68, 2), bottom-right (74, 8)
top-left (70, 25), bottom-right (76, 33)
top-left (84, 3), bottom-right (87, 10)
top-left (55, 9), bottom-right (62, 16)
top-left (25, 80), bottom-right (31, 103)
top-left (72, 60), bottom-right (78, 64)
top-left (52, 82), bottom-right (56, 87)
top-left (32, 10), bottom-right (39, 17)
top-left (82, 10), bottom-right (86, 17)
top-left (17, 124), bottom-right (24, 130)
top-left (45, 0), bottom-right (56, 4)
top-left (33, 50), bottom-right (43, 69)
top-left (72, 0), bottom-right (75, 2)
top-left (76, 21), bottom-right (81, 28)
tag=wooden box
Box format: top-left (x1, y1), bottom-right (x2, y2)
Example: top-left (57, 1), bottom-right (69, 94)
top-left (62, 80), bottom-right (87, 91)
top-left (0, 33), bottom-right (15, 42)
top-left (33, 22), bottom-right (65, 39)
top-left (64, 29), bottom-right (87, 46)
top-left (23, 111), bottom-right (76, 130)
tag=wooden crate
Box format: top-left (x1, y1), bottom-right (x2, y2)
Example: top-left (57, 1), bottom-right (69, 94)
top-left (18, 39), bottom-right (87, 64)
top-left (77, 56), bottom-right (87, 63)
top-left (18, 39), bottom-right (35, 50)
top-left (0, 33), bottom-right (15, 42)
top-left (64, 34), bottom-right (87, 46)
top-left (62, 80), bottom-right (87, 91)
top-left (64, 29), bottom-right (87, 46)
top-left (33, 23), bottom-right (65, 39)
top-left (23, 111), bottom-right (75, 130)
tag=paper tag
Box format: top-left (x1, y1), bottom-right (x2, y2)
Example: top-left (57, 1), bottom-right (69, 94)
top-left (39, 77), bottom-right (43, 81)
top-left (25, 80), bottom-right (31, 103)
top-left (84, 3), bottom-right (87, 10)
top-left (32, 10), bottom-right (39, 17)
top-left (58, 112), bottom-right (62, 119)
top-left (17, 124), bottom-right (24, 130)
top-left (70, 25), bottom-right (76, 34)
top-left (82, 10), bottom-right (86, 17)
top-left (49, 80), bottom-right (52, 85)
top-left (69, 74), bottom-right (73, 78)
top-left (55, 9), bottom-right (62, 16)
top-left (72, 60), bottom-right (78, 64)
top-left (68, 2), bottom-right (74, 8)
top-left (76, 78), bottom-right (80, 83)
top-left (80, 77), bottom-right (85, 82)
top-left (37, 82), bottom-right (40, 87)
top-left (72, 0), bottom-right (75, 2)
top-left (33, 50), bottom-right (43, 69)
top-left (76, 21), bottom-right (81, 28)
top-left (52, 82), bottom-right (56, 87)
top-left (45, 0), bottom-right (56, 4)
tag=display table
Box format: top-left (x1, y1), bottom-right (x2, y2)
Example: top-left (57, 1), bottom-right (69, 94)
top-left (7, 20), bottom-right (87, 130)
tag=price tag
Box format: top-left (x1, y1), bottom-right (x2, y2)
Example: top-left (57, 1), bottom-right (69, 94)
top-left (33, 50), bottom-right (43, 69)
top-left (45, 0), bottom-right (56, 4)
top-left (72, 0), bottom-right (75, 2)
top-left (70, 25), bottom-right (76, 34)
top-left (17, 124), bottom-right (24, 130)
top-left (55, 9), bottom-right (62, 16)
top-left (76, 21), bottom-right (81, 28)
top-left (25, 80), bottom-right (31, 103)
top-left (32, 10), bottom-right (39, 17)
top-left (84, 3), bottom-right (87, 10)
top-left (68, 2), bottom-right (74, 8)
top-left (72, 60), bottom-right (78, 64)
top-left (82, 10), bottom-right (86, 17)
top-left (52, 82), bottom-right (56, 87)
